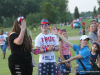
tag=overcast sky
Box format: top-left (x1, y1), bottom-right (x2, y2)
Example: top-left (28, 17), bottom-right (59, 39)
top-left (68, 0), bottom-right (99, 13)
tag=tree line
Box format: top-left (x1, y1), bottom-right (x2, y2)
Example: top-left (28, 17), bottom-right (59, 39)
top-left (0, 0), bottom-right (73, 28)
top-left (74, 6), bottom-right (99, 19)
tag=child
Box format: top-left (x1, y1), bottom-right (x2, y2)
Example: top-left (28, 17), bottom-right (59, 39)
top-left (57, 29), bottom-right (71, 75)
top-left (90, 42), bottom-right (100, 63)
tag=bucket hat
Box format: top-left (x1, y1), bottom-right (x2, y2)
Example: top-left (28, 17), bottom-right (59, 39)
top-left (39, 19), bottom-right (50, 26)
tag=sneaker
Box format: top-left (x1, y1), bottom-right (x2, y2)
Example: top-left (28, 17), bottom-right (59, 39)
top-left (3, 57), bottom-right (5, 59)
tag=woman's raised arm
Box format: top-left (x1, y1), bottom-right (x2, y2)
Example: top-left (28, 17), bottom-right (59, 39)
top-left (52, 29), bottom-right (73, 48)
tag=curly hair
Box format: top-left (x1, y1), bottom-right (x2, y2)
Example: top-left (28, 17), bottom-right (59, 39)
top-left (9, 19), bottom-right (32, 51)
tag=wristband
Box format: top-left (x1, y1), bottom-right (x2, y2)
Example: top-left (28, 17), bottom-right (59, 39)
top-left (44, 49), bottom-right (46, 52)
top-left (45, 48), bottom-right (48, 52)
top-left (53, 47), bottom-right (56, 51)
top-left (34, 49), bottom-right (41, 54)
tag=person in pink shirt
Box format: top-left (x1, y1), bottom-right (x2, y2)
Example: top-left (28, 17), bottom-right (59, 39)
top-left (57, 29), bottom-right (71, 75)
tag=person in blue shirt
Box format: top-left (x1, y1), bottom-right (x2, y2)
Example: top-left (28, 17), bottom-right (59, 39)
top-left (52, 29), bottom-right (92, 75)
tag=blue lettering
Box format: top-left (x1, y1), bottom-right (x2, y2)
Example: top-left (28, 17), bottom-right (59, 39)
top-left (42, 56), bottom-right (54, 60)
top-left (45, 56), bottom-right (48, 60)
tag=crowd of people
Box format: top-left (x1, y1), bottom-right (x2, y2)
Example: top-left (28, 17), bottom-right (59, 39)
top-left (1, 16), bottom-right (100, 75)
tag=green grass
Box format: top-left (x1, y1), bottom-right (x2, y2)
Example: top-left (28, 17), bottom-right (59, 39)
top-left (82, 18), bottom-right (92, 27)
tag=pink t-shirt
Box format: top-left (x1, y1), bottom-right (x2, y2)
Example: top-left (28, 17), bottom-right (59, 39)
top-left (62, 42), bottom-right (71, 56)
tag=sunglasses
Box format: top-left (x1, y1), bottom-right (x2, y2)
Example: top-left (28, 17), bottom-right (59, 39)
top-left (41, 24), bottom-right (48, 27)
top-left (17, 16), bottom-right (25, 22)
top-left (60, 29), bottom-right (66, 34)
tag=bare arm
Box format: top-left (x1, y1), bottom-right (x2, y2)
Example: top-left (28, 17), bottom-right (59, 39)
top-left (96, 28), bottom-right (100, 43)
top-left (94, 55), bottom-right (99, 64)
top-left (57, 32), bottom-right (73, 48)
top-left (13, 30), bottom-right (25, 45)
top-left (54, 45), bottom-right (59, 51)
top-left (58, 42), bottom-right (66, 61)
top-left (97, 55), bottom-right (100, 68)
top-left (35, 46), bottom-right (44, 53)
top-left (13, 20), bottom-right (26, 45)
top-left (57, 54), bottom-right (83, 64)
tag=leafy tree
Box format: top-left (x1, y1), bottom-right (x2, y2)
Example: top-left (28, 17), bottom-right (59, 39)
top-left (26, 13), bottom-right (41, 26)
top-left (98, 7), bottom-right (100, 14)
top-left (56, 0), bottom-right (68, 23)
top-left (0, 0), bottom-right (41, 17)
top-left (97, 1), bottom-right (100, 14)
top-left (93, 6), bottom-right (97, 18)
top-left (40, 0), bottom-right (69, 23)
top-left (66, 11), bottom-right (73, 22)
top-left (41, 2), bottom-right (57, 23)
top-left (0, 0), bottom-right (71, 27)
top-left (74, 6), bottom-right (79, 19)
top-left (80, 11), bottom-right (93, 17)
top-left (5, 17), bottom-right (15, 28)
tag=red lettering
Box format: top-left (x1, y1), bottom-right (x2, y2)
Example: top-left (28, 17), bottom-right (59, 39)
top-left (52, 37), bottom-right (55, 42)
top-left (50, 37), bottom-right (52, 42)
top-left (45, 37), bottom-right (47, 42)
top-left (41, 38), bottom-right (44, 42)
top-left (42, 45), bottom-right (45, 49)
top-left (47, 45), bottom-right (49, 47)
top-left (47, 37), bottom-right (49, 42)
top-left (44, 45), bottom-right (46, 48)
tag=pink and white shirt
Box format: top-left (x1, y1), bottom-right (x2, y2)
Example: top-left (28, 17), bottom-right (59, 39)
top-left (61, 42), bottom-right (71, 56)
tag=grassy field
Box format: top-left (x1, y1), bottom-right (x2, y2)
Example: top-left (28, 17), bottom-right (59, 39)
top-left (0, 18), bottom-right (92, 75)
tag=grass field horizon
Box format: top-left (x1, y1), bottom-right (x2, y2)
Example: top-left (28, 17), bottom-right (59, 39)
top-left (0, 18), bottom-right (92, 75)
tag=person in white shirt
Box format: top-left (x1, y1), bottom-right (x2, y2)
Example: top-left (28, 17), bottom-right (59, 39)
top-left (0, 30), bottom-right (8, 59)
top-left (35, 19), bottom-right (59, 75)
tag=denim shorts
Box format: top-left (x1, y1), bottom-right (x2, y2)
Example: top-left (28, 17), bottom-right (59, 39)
top-left (57, 55), bottom-right (71, 74)
top-left (0, 45), bottom-right (7, 53)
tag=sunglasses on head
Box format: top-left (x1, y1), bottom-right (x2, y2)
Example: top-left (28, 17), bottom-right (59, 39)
top-left (60, 29), bottom-right (66, 34)
top-left (60, 29), bottom-right (66, 31)
top-left (41, 24), bottom-right (48, 27)
top-left (91, 23), bottom-right (96, 25)
top-left (17, 16), bottom-right (25, 22)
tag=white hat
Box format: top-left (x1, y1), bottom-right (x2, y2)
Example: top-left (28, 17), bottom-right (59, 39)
top-left (80, 35), bottom-right (89, 40)
top-left (90, 19), bottom-right (97, 22)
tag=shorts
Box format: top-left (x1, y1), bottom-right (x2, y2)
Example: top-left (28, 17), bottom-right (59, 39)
top-left (57, 55), bottom-right (71, 74)
top-left (0, 44), bottom-right (7, 53)
top-left (38, 62), bottom-right (57, 75)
